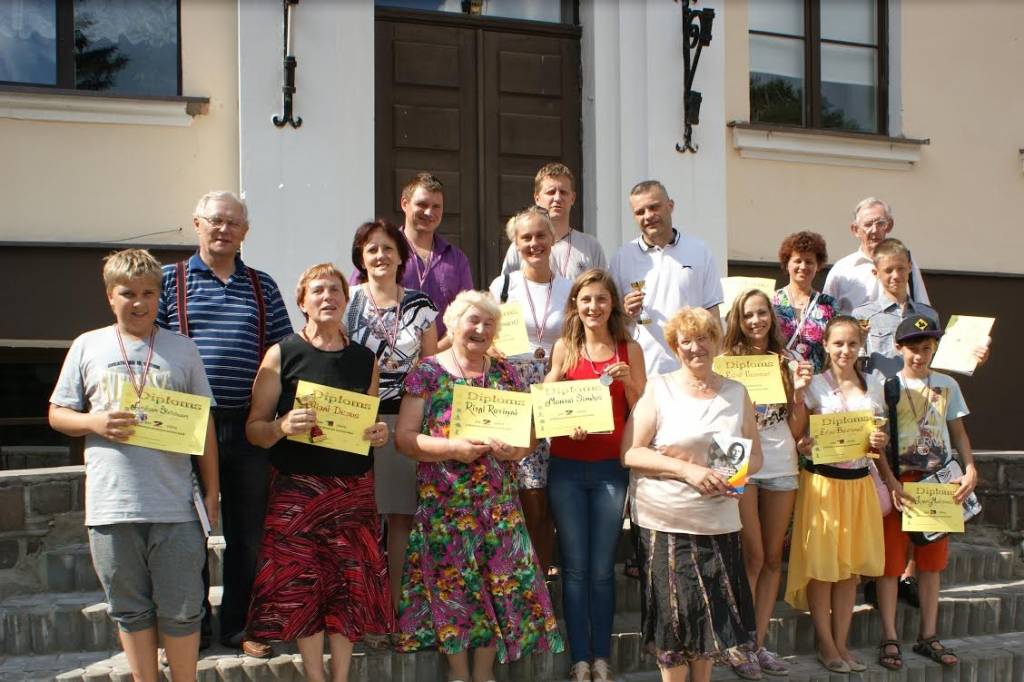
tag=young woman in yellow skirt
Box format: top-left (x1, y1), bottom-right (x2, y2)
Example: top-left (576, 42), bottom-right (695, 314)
top-left (786, 316), bottom-right (892, 674)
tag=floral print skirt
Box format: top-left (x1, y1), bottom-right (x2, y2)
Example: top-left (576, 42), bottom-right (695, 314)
top-left (396, 495), bottom-right (564, 663)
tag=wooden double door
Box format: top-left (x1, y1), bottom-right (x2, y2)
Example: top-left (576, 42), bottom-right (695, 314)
top-left (375, 9), bottom-right (582, 288)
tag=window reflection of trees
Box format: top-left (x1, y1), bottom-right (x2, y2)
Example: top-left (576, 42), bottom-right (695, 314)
top-left (74, 15), bottom-right (128, 91)
top-left (750, 75), bottom-right (863, 133)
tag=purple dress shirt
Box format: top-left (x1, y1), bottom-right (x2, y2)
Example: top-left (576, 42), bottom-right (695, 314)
top-left (350, 233), bottom-right (475, 338)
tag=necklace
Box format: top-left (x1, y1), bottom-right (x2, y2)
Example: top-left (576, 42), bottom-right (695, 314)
top-left (450, 349), bottom-right (487, 387)
top-left (522, 273), bottom-right (553, 359)
top-left (114, 326), bottom-right (157, 422)
top-left (583, 340), bottom-right (620, 387)
top-left (366, 285), bottom-right (402, 370)
top-left (407, 235), bottom-right (434, 289)
top-left (900, 371), bottom-right (935, 456)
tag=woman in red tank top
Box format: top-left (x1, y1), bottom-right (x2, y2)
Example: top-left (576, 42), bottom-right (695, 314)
top-left (543, 268), bottom-right (646, 682)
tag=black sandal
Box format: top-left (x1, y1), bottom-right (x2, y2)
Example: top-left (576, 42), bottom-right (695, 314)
top-left (878, 639), bottom-right (903, 670)
top-left (912, 636), bottom-right (958, 666)
top-left (623, 557), bottom-right (640, 580)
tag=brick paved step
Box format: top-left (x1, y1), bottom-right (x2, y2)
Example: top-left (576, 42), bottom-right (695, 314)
top-left (44, 630), bottom-right (1024, 682)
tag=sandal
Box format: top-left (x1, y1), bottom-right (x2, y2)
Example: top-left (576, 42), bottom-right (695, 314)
top-left (878, 639), bottom-right (903, 670)
top-left (913, 636), bottom-right (958, 666)
top-left (623, 557), bottom-right (641, 580)
top-left (816, 653), bottom-right (850, 674)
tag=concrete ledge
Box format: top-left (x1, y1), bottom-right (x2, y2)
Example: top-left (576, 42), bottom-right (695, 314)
top-left (0, 89), bottom-right (209, 127)
top-left (729, 121), bottom-right (928, 171)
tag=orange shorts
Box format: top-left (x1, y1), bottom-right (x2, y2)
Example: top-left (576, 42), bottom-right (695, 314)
top-left (882, 472), bottom-right (949, 576)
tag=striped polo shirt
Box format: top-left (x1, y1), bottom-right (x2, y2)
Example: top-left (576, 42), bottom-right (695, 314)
top-left (157, 254), bottom-right (293, 409)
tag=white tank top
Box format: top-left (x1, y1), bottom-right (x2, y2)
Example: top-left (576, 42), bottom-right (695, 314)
top-left (629, 374), bottom-right (749, 535)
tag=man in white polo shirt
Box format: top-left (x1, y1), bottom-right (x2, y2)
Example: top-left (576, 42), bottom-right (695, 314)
top-left (609, 180), bottom-right (723, 375)
top-left (823, 196), bottom-right (930, 313)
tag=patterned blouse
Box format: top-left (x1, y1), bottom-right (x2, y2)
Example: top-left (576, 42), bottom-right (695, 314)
top-left (772, 288), bottom-right (838, 374)
top-left (344, 287), bottom-right (437, 403)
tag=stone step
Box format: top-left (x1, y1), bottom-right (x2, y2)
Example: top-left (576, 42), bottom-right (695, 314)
top-left (45, 630), bottom-right (1024, 682)
top-left (43, 544), bottom-right (101, 593)
top-left (0, 591), bottom-right (115, 656)
top-left (767, 576), bottom-right (1024, 657)
top-left (7, 561), bottom-right (1023, 660)
top-left (38, 530), bottom-right (1019, 596)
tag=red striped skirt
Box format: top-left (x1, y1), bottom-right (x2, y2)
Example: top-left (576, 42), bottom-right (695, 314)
top-left (246, 471), bottom-right (394, 642)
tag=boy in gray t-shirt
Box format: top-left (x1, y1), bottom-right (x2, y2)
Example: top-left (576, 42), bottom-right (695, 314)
top-left (49, 249), bottom-right (218, 679)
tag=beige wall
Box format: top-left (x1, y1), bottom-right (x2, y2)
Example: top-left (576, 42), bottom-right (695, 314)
top-left (725, 0), bottom-right (1024, 274)
top-left (0, 1), bottom-right (238, 245)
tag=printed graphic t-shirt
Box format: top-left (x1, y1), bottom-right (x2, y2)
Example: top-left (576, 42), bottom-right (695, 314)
top-left (895, 372), bottom-right (969, 474)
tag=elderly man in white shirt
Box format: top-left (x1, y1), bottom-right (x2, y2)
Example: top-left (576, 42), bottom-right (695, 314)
top-left (823, 197), bottom-right (929, 313)
top-left (609, 180), bottom-right (723, 376)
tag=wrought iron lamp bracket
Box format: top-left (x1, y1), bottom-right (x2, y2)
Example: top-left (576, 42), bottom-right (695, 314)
top-left (273, 0), bottom-right (303, 129)
top-left (675, 0), bottom-right (715, 153)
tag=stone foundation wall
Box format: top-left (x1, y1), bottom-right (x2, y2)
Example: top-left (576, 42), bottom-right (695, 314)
top-left (975, 451), bottom-right (1024, 536)
top-left (0, 466), bottom-right (87, 598)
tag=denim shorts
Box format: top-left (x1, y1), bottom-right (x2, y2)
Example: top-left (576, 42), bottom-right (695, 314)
top-left (749, 474), bottom-right (799, 492)
top-left (88, 521), bottom-right (206, 636)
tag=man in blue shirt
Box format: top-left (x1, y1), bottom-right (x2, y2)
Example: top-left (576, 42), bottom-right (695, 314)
top-left (157, 191), bottom-right (292, 656)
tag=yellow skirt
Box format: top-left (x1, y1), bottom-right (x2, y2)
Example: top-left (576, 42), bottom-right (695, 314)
top-left (784, 469), bottom-right (884, 611)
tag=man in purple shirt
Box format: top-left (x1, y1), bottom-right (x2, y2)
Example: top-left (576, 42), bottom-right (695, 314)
top-left (353, 173), bottom-right (474, 350)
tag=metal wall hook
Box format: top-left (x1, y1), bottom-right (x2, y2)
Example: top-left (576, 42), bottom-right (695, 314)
top-left (675, 0), bottom-right (715, 153)
top-left (273, 0), bottom-right (303, 129)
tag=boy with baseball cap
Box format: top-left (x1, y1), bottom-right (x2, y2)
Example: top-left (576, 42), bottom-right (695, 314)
top-left (874, 315), bottom-right (978, 672)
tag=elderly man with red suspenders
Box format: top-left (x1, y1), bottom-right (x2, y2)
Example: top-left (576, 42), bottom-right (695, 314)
top-left (157, 191), bottom-right (292, 656)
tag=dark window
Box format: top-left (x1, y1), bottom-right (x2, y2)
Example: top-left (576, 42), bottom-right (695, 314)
top-left (749, 0), bottom-right (886, 134)
top-left (0, 0), bottom-right (181, 96)
top-left (376, 0), bottom-right (576, 24)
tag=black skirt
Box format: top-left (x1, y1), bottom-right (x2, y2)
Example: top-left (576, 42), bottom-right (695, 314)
top-left (639, 527), bottom-right (755, 668)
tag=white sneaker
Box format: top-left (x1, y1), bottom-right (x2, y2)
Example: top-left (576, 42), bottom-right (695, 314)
top-left (591, 658), bottom-right (613, 682)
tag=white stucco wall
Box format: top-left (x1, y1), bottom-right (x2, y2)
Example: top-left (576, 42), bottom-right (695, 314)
top-left (581, 0), bottom-right (728, 274)
top-left (238, 0), bottom-right (375, 327)
top-left (240, 0), bottom-right (729, 327)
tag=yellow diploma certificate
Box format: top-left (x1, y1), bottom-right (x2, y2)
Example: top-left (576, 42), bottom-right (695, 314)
top-left (902, 483), bottom-right (965, 534)
top-left (450, 384), bottom-right (532, 448)
top-left (809, 410), bottom-right (875, 464)
top-left (720, 277), bottom-right (777, 313)
top-left (287, 380), bottom-right (380, 456)
top-left (531, 380), bottom-right (614, 439)
top-left (931, 315), bottom-right (995, 376)
top-left (492, 302), bottom-right (531, 357)
top-left (119, 380), bottom-right (211, 456)
top-left (712, 354), bottom-right (787, 404)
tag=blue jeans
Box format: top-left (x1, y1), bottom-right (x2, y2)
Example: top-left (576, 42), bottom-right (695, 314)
top-left (548, 456), bottom-right (628, 663)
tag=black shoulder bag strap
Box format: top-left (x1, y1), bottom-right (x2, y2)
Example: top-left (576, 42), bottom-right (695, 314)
top-left (500, 273), bottom-right (511, 304)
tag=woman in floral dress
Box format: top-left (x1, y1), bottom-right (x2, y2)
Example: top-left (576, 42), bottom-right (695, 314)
top-left (394, 290), bottom-right (564, 682)
top-left (772, 231), bottom-right (837, 373)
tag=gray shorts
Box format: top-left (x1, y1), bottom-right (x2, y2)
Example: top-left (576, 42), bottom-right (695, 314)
top-left (88, 521), bottom-right (206, 637)
top-left (749, 474), bottom-right (800, 492)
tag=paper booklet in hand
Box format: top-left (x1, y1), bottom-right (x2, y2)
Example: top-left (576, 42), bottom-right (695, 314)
top-left (916, 460), bottom-right (981, 543)
top-left (708, 433), bottom-right (753, 494)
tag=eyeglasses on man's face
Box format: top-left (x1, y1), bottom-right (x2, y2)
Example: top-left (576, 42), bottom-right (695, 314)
top-left (200, 214), bottom-right (246, 230)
